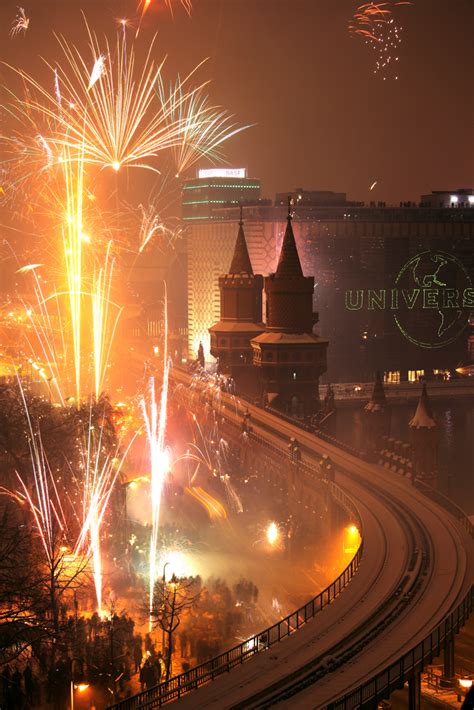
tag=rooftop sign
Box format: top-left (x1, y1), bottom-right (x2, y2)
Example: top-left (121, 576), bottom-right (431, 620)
top-left (198, 168), bottom-right (247, 179)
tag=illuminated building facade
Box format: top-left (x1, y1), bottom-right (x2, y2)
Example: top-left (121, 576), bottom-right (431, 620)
top-left (182, 168), bottom-right (261, 221)
top-left (186, 195), bottom-right (474, 381)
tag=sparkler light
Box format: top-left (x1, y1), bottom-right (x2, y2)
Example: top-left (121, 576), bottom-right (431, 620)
top-left (141, 293), bottom-right (171, 630)
top-left (87, 54), bottom-right (106, 91)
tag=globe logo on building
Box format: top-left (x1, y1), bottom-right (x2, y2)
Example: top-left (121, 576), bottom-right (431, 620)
top-left (393, 251), bottom-right (473, 348)
top-left (344, 250), bottom-right (474, 349)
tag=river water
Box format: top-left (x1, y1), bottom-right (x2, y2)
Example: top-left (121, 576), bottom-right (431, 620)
top-left (335, 399), bottom-right (474, 516)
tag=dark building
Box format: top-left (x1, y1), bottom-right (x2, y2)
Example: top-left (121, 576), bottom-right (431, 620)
top-left (187, 195), bottom-right (474, 382)
top-left (420, 188), bottom-right (474, 209)
top-left (275, 189), bottom-right (362, 209)
top-left (251, 203), bottom-right (328, 417)
top-left (209, 212), bottom-right (264, 396)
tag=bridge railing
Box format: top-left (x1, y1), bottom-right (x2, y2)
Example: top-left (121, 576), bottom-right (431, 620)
top-left (415, 479), bottom-right (474, 538)
top-left (328, 584), bottom-right (474, 710)
top-left (107, 481), bottom-right (363, 710)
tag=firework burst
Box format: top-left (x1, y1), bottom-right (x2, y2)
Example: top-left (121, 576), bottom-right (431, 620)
top-left (157, 73), bottom-right (253, 177)
top-left (349, 2), bottom-right (412, 80)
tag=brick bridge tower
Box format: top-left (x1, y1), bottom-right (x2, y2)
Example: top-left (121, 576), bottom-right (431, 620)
top-left (209, 209), bottom-right (264, 397)
top-left (251, 198), bottom-right (328, 417)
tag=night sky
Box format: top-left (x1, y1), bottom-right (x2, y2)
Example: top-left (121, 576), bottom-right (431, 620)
top-left (0, 0), bottom-right (472, 204)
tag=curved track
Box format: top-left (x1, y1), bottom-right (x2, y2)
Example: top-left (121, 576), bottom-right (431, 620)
top-left (168, 371), bottom-right (473, 709)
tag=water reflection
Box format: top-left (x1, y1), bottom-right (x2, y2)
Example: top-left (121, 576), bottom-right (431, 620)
top-left (336, 400), bottom-right (474, 516)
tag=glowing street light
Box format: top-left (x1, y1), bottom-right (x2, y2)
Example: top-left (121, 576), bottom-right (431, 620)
top-left (343, 524), bottom-right (361, 554)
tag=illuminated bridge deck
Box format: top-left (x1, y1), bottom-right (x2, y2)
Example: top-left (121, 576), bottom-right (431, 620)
top-left (166, 372), bottom-right (473, 709)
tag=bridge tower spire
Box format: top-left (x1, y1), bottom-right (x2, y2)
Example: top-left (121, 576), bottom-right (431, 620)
top-left (251, 198), bottom-right (328, 417)
top-left (209, 210), bottom-right (264, 396)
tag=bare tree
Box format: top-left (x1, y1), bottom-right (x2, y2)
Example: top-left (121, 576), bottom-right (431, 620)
top-left (150, 575), bottom-right (201, 681)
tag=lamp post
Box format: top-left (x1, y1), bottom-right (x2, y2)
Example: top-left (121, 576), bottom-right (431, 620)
top-left (161, 561), bottom-right (170, 653)
top-left (70, 657), bottom-right (88, 710)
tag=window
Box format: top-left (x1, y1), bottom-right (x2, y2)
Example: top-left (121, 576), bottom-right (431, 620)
top-left (408, 370), bottom-right (424, 382)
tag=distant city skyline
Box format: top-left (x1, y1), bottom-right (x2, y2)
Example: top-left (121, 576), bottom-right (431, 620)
top-left (0, 0), bottom-right (472, 207)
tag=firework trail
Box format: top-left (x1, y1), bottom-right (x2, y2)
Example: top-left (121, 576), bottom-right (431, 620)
top-left (141, 291), bottom-right (171, 630)
top-left (62, 145), bottom-right (86, 403)
top-left (87, 55), bottom-right (106, 91)
top-left (92, 242), bottom-right (123, 398)
top-left (137, 202), bottom-right (182, 253)
top-left (10, 7), bottom-right (30, 39)
top-left (14, 382), bottom-right (68, 563)
top-left (74, 402), bottom-right (137, 613)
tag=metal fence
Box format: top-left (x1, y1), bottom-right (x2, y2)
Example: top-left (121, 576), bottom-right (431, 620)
top-left (415, 479), bottom-right (474, 538)
top-left (328, 585), bottom-right (474, 710)
top-left (107, 494), bottom-right (363, 710)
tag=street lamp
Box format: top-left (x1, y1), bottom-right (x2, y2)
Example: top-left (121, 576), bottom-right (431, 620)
top-left (70, 658), bottom-right (88, 710)
top-left (161, 561), bottom-right (171, 653)
top-left (343, 525), bottom-right (360, 554)
top-left (457, 677), bottom-right (473, 702)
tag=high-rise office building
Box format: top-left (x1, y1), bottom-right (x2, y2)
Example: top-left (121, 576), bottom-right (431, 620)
top-left (182, 168), bottom-right (261, 221)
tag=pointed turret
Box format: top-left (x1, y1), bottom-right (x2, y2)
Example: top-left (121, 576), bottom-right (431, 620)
top-left (409, 383), bottom-right (438, 487)
top-left (250, 196), bottom-right (328, 417)
top-left (275, 199), bottom-right (303, 279)
top-left (364, 371), bottom-right (390, 460)
top-left (409, 383), bottom-right (436, 429)
top-left (263, 196), bottom-right (317, 333)
top-left (209, 212), bottom-right (264, 396)
top-left (229, 208), bottom-right (253, 275)
top-left (365, 371), bottom-right (387, 412)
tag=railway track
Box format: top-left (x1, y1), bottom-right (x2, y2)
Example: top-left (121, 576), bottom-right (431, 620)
top-left (167, 369), bottom-right (473, 708)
